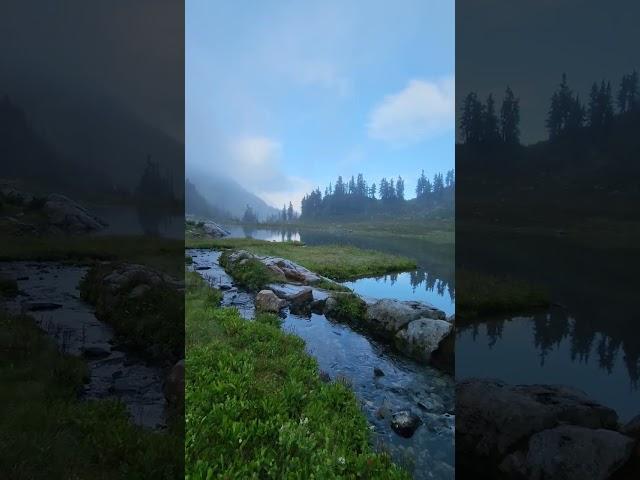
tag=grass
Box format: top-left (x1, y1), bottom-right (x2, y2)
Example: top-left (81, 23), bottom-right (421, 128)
top-left (315, 278), bottom-right (352, 292)
top-left (185, 271), bottom-right (409, 479)
top-left (0, 234), bottom-right (184, 277)
top-left (0, 310), bottom-right (183, 479)
top-left (245, 217), bottom-right (454, 244)
top-left (457, 269), bottom-right (550, 320)
top-left (80, 264), bottom-right (184, 364)
top-left (327, 293), bottom-right (367, 323)
top-left (188, 238), bottom-right (416, 282)
top-left (219, 252), bottom-right (280, 291)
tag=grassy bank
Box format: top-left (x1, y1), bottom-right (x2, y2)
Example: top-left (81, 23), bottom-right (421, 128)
top-left (80, 264), bottom-right (184, 364)
top-left (0, 234), bottom-right (184, 277)
top-left (457, 270), bottom-right (550, 320)
top-left (0, 310), bottom-right (182, 479)
top-left (185, 271), bottom-right (409, 479)
top-left (187, 238), bottom-right (416, 281)
top-left (233, 217), bottom-right (454, 244)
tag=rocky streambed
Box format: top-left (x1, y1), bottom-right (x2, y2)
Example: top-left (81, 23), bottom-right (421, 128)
top-left (0, 261), bottom-right (170, 429)
top-left (188, 248), bottom-right (455, 480)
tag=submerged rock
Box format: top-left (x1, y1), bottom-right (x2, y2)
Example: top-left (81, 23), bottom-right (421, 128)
top-left (390, 410), bottom-right (423, 438)
top-left (81, 345), bottom-right (111, 359)
top-left (23, 301), bottom-right (63, 311)
top-left (255, 289), bottom-right (287, 313)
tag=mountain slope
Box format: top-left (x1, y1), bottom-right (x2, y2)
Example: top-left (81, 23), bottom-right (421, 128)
top-left (186, 167), bottom-right (278, 220)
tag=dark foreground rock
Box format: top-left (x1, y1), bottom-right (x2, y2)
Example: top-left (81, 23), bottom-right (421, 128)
top-left (457, 379), bottom-right (637, 479)
top-left (390, 410), bottom-right (423, 438)
top-left (164, 359), bottom-right (185, 409)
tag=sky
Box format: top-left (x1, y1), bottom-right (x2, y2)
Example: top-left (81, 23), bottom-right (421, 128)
top-left (456, 0), bottom-right (640, 144)
top-left (186, 0), bottom-right (454, 211)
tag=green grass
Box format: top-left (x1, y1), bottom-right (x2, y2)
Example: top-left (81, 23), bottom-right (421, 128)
top-left (243, 217), bottom-right (454, 244)
top-left (328, 293), bottom-right (367, 323)
top-left (80, 264), bottom-right (184, 364)
top-left (315, 278), bottom-right (352, 292)
top-left (0, 234), bottom-right (184, 277)
top-left (457, 270), bottom-right (550, 320)
top-left (0, 310), bottom-right (183, 479)
top-left (188, 238), bottom-right (416, 282)
top-left (219, 252), bottom-right (280, 291)
top-left (185, 271), bottom-right (409, 479)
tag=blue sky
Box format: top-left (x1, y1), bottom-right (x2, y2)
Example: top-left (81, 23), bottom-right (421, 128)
top-left (186, 0), bottom-right (454, 211)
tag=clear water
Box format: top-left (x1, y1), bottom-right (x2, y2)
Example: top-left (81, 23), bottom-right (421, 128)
top-left (0, 262), bottom-right (168, 428)
top-left (225, 226), bottom-right (455, 316)
top-left (188, 249), bottom-right (455, 480)
top-left (343, 272), bottom-right (454, 316)
top-left (456, 311), bottom-right (640, 422)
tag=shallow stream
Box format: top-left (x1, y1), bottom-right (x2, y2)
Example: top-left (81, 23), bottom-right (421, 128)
top-left (188, 248), bottom-right (455, 480)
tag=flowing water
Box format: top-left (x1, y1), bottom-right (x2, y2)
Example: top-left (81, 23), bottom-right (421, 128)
top-left (188, 248), bottom-right (455, 480)
top-left (1, 261), bottom-right (168, 429)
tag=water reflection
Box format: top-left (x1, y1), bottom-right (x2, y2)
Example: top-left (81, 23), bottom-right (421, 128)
top-left (225, 226), bottom-right (455, 313)
top-left (457, 308), bottom-right (640, 421)
top-left (90, 204), bottom-right (183, 238)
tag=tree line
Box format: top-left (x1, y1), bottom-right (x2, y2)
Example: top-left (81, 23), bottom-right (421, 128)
top-left (297, 170), bottom-right (455, 220)
top-left (460, 70), bottom-right (639, 145)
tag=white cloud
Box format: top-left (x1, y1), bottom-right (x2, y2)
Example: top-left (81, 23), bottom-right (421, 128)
top-left (227, 135), bottom-right (312, 211)
top-left (368, 77), bottom-right (454, 144)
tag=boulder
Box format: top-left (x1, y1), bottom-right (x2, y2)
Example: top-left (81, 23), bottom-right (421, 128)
top-left (456, 379), bottom-right (620, 477)
top-left (200, 220), bottom-right (229, 238)
top-left (390, 410), bottom-right (423, 438)
top-left (259, 256), bottom-right (321, 284)
top-left (499, 425), bottom-right (635, 480)
top-left (43, 194), bottom-right (107, 233)
top-left (394, 318), bottom-right (453, 362)
top-left (255, 290), bottom-right (287, 312)
top-left (164, 359), bottom-right (185, 407)
top-left (288, 287), bottom-right (313, 315)
top-left (621, 414), bottom-right (640, 439)
top-left (364, 299), bottom-right (446, 336)
top-left (310, 298), bottom-right (326, 314)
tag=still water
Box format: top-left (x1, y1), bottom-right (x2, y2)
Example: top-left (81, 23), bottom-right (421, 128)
top-left (226, 226), bottom-right (455, 315)
top-left (456, 311), bottom-right (640, 422)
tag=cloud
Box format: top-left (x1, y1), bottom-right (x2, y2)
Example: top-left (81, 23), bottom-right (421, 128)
top-left (368, 77), bottom-right (454, 144)
top-left (227, 135), bottom-right (312, 211)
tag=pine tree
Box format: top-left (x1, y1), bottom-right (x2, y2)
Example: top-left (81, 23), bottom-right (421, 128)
top-left (287, 201), bottom-right (294, 221)
top-left (369, 183), bottom-right (377, 199)
top-left (396, 176), bottom-right (405, 201)
top-left (500, 86), bottom-right (520, 144)
top-left (483, 94), bottom-right (500, 144)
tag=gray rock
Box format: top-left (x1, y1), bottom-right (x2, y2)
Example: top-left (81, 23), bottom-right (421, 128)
top-left (390, 410), bottom-right (423, 438)
top-left (82, 346), bottom-right (111, 359)
top-left (457, 379), bottom-right (620, 474)
top-left (395, 318), bottom-right (453, 362)
top-left (128, 284), bottom-right (150, 300)
top-left (259, 256), bottom-right (321, 284)
top-left (499, 425), bottom-right (635, 480)
top-left (255, 290), bottom-right (287, 312)
top-left (43, 194), bottom-right (107, 233)
top-left (23, 301), bottom-right (63, 311)
top-left (200, 220), bottom-right (229, 238)
top-left (310, 298), bottom-right (326, 314)
top-left (164, 359), bottom-right (185, 407)
top-left (364, 299), bottom-right (446, 336)
top-left (621, 414), bottom-right (640, 439)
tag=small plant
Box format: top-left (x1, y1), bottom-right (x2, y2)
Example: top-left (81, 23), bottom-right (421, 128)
top-left (331, 293), bottom-right (366, 323)
top-left (220, 252), bottom-right (276, 291)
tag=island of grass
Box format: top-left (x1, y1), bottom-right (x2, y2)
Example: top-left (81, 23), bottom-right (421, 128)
top-left (456, 269), bottom-right (550, 321)
top-left (186, 237), bottom-right (417, 282)
top-left (185, 271), bottom-right (409, 479)
top-left (0, 310), bottom-right (183, 479)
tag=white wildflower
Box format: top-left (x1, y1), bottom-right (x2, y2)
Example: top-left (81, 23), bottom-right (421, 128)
top-left (337, 456), bottom-right (346, 465)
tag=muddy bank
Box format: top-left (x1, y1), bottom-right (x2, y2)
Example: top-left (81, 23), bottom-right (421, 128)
top-left (0, 261), bottom-right (168, 429)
